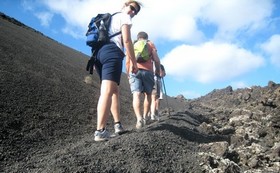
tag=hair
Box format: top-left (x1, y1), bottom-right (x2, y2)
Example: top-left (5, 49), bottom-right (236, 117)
top-left (137, 31), bottom-right (148, 40)
top-left (123, 0), bottom-right (142, 13)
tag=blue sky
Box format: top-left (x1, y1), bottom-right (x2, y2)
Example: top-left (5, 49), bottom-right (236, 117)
top-left (1, 0), bottom-right (280, 99)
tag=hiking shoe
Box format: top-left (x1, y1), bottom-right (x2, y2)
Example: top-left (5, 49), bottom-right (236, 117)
top-left (136, 119), bottom-right (144, 129)
top-left (94, 129), bottom-right (110, 142)
top-left (156, 115), bottom-right (160, 121)
top-left (114, 123), bottom-right (125, 134)
top-left (143, 116), bottom-right (150, 125)
top-left (151, 115), bottom-right (160, 121)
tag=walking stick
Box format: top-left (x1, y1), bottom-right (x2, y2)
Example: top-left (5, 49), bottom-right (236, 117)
top-left (161, 77), bottom-right (170, 116)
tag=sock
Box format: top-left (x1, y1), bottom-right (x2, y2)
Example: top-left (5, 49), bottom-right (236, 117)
top-left (97, 128), bottom-right (105, 132)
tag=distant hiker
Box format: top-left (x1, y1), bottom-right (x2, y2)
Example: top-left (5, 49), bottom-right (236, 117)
top-left (126, 31), bottom-right (161, 129)
top-left (93, 0), bottom-right (142, 142)
top-left (150, 64), bottom-right (166, 121)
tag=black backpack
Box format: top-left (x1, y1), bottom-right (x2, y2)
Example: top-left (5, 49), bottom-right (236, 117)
top-left (85, 12), bottom-right (121, 74)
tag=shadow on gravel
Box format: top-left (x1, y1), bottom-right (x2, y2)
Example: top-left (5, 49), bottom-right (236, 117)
top-left (168, 116), bottom-right (200, 126)
top-left (148, 123), bottom-right (230, 144)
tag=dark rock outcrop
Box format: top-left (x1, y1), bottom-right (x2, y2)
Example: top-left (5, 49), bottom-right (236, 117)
top-left (187, 82), bottom-right (280, 172)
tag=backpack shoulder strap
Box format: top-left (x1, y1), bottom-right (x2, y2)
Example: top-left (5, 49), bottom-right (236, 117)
top-left (109, 31), bottom-right (121, 38)
top-left (112, 12), bottom-right (121, 16)
top-left (146, 40), bottom-right (154, 59)
top-left (108, 12), bottom-right (122, 39)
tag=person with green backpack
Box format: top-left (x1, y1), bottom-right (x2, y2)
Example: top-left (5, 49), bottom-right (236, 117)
top-left (126, 31), bottom-right (161, 129)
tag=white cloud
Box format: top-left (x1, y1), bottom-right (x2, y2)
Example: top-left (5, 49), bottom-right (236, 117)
top-left (135, 0), bottom-right (273, 43)
top-left (21, 0), bottom-right (34, 11)
top-left (29, 0), bottom-right (274, 44)
top-left (25, 0), bottom-right (276, 85)
top-left (161, 42), bottom-right (265, 83)
top-left (231, 81), bottom-right (248, 89)
top-left (261, 34), bottom-right (280, 67)
top-left (62, 26), bottom-right (83, 39)
top-left (166, 15), bottom-right (204, 42)
top-left (199, 0), bottom-right (274, 40)
top-left (132, 0), bottom-right (207, 43)
top-left (181, 90), bottom-right (201, 100)
top-left (35, 12), bottom-right (53, 27)
top-left (39, 0), bottom-right (124, 37)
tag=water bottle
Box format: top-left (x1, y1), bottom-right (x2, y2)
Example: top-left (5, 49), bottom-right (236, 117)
top-left (99, 20), bottom-right (105, 30)
top-left (98, 20), bottom-right (107, 42)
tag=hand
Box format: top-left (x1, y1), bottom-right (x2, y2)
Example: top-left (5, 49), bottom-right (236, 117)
top-left (131, 63), bottom-right (139, 74)
top-left (155, 72), bottom-right (160, 78)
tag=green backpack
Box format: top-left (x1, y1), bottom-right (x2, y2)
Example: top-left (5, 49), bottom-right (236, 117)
top-left (134, 40), bottom-right (150, 63)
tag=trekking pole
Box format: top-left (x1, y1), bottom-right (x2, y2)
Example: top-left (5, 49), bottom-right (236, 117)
top-left (161, 77), bottom-right (170, 116)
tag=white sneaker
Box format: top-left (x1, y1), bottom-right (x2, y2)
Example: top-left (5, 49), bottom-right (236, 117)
top-left (94, 129), bottom-right (110, 142)
top-left (136, 119), bottom-right (144, 129)
top-left (114, 123), bottom-right (125, 134)
top-left (155, 115), bottom-right (160, 121)
top-left (151, 115), bottom-right (160, 121)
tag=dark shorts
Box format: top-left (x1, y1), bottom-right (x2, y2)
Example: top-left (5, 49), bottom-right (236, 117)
top-left (95, 43), bottom-right (124, 85)
top-left (152, 77), bottom-right (163, 99)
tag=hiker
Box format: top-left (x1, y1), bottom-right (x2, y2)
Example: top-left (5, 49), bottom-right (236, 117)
top-left (93, 0), bottom-right (142, 142)
top-left (126, 31), bottom-right (161, 129)
top-left (150, 64), bottom-right (166, 121)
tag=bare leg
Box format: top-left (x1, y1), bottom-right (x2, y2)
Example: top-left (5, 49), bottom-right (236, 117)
top-left (150, 94), bottom-right (157, 116)
top-left (110, 86), bottom-right (120, 123)
top-left (97, 80), bottom-right (118, 130)
top-left (155, 98), bottom-right (160, 115)
top-left (143, 93), bottom-right (151, 119)
top-left (133, 92), bottom-right (142, 121)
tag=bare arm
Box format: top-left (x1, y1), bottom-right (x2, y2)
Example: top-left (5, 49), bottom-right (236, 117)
top-left (125, 56), bottom-right (131, 77)
top-left (122, 24), bottom-right (138, 74)
top-left (152, 49), bottom-right (161, 77)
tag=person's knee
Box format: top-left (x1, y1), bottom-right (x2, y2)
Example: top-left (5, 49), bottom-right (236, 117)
top-left (133, 91), bottom-right (141, 98)
top-left (101, 80), bottom-right (118, 95)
